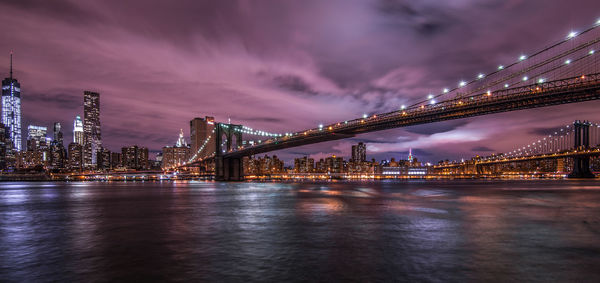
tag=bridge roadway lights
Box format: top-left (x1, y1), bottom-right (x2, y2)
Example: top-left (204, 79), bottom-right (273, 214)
top-left (215, 156), bottom-right (244, 181)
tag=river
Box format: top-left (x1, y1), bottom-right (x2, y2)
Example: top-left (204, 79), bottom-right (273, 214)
top-left (1, 180), bottom-right (600, 282)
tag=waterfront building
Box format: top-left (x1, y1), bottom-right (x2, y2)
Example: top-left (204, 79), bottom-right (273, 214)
top-left (26, 125), bottom-right (47, 152)
top-left (83, 91), bottom-right (101, 168)
top-left (0, 123), bottom-right (8, 169)
top-left (244, 155), bottom-right (284, 175)
top-left (111, 152), bottom-right (122, 169)
top-left (68, 142), bottom-right (83, 170)
top-left (190, 116), bottom-right (215, 157)
top-left (96, 147), bottom-right (111, 170)
top-left (325, 155), bottom-right (344, 173)
top-left (122, 145), bottom-right (148, 170)
top-left (50, 122), bottom-right (66, 169)
top-left (162, 129), bottom-right (190, 169)
top-left (1, 53), bottom-right (22, 152)
top-left (15, 151), bottom-right (44, 169)
top-left (73, 116), bottom-right (84, 145)
top-left (294, 156), bottom-right (314, 173)
top-left (351, 142), bottom-right (366, 163)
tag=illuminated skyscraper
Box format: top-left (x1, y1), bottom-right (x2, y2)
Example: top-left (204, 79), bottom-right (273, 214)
top-left (73, 116), bottom-right (83, 145)
top-left (162, 130), bottom-right (191, 169)
top-left (1, 53), bottom-right (22, 152)
top-left (83, 91), bottom-right (101, 167)
top-left (53, 122), bottom-right (63, 145)
top-left (27, 125), bottom-right (47, 151)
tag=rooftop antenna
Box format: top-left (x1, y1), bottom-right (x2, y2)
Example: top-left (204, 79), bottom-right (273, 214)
top-left (9, 50), bottom-right (13, 79)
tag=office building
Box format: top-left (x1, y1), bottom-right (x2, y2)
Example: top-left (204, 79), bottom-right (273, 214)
top-left (53, 122), bottom-right (63, 145)
top-left (111, 152), bottom-right (122, 169)
top-left (294, 156), bottom-right (314, 173)
top-left (1, 53), bottom-right (22, 152)
top-left (73, 116), bottom-right (84, 145)
top-left (27, 125), bottom-right (47, 151)
top-left (0, 123), bottom-right (7, 169)
top-left (83, 91), bottom-right (101, 167)
top-left (162, 130), bottom-right (190, 169)
top-left (190, 116), bottom-right (215, 158)
top-left (15, 151), bottom-right (44, 169)
top-left (122, 145), bottom-right (148, 170)
top-left (351, 142), bottom-right (366, 163)
top-left (96, 147), bottom-right (111, 170)
top-left (244, 155), bottom-right (284, 175)
top-left (68, 142), bottom-right (83, 170)
top-left (50, 122), bottom-right (66, 169)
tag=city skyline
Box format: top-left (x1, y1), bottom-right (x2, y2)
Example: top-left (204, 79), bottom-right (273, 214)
top-left (1, 1), bottom-right (600, 163)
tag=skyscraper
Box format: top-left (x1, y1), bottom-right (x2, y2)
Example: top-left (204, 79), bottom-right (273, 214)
top-left (50, 122), bottom-right (66, 169)
top-left (351, 142), bottom-right (366, 163)
top-left (122, 145), bottom-right (149, 170)
top-left (190, 116), bottom-right (215, 157)
top-left (83, 91), bottom-right (101, 167)
top-left (68, 142), bottom-right (83, 170)
top-left (0, 123), bottom-right (7, 169)
top-left (73, 116), bottom-right (84, 145)
top-left (27, 125), bottom-right (47, 151)
top-left (1, 53), bottom-right (22, 152)
top-left (162, 130), bottom-right (191, 169)
top-left (53, 122), bottom-right (63, 145)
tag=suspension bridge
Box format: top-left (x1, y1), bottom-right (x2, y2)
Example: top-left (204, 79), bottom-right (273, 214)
top-left (435, 120), bottom-right (600, 177)
top-left (178, 19), bottom-right (600, 180)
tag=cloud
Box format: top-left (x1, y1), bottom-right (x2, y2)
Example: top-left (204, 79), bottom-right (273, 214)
top-left (1, 0), bottom-right (600, 164)
top-left (471, 146), bottom-right (495, 152)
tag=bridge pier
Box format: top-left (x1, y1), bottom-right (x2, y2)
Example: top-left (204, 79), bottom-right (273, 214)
top-left (215, 156), bottom-right (244, 181)
top-left (568, 120), bottom-right (595, 178)
top-left (214, 123), bottom-right (245, 181)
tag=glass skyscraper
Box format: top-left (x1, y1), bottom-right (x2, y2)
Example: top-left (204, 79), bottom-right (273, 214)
top-left (83, 91), bottom-right (101, 167)
top-left (1, 53), bottom-right (22, 152)
top-left (73, 115), bottom-right (84, 145)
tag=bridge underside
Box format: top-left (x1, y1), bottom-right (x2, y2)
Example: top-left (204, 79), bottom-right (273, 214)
top-left (224, 75), bottom-right (600, 159)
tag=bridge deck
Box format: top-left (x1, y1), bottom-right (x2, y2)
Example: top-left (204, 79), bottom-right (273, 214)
top-left (220, 74), bottom-right (600, 158)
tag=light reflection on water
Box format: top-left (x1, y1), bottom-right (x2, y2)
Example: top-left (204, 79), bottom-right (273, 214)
top-left (0, 180), bottom-right (599, 281)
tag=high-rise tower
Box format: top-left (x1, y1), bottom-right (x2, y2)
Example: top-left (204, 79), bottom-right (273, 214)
top-left (351, 142), bottom-right (366, 163)
top-left (190, 116), bottom-right (215, 157)
top-left (73, 116), bottom-right (84, 145)
top-left (83, 91), bottom-right (101, 167)
top-left (1, 52), bottom-right (22, 152)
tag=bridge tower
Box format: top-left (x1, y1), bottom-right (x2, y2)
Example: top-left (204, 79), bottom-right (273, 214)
top-left (568, 120), bottom-right (595, 178)
top-left (215, 123), bottom-right (244, 181)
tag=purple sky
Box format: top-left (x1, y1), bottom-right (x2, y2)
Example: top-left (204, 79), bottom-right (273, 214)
top-left (1, 0), bottom-right (600, 163)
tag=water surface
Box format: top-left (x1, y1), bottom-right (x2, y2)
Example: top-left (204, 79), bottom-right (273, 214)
top-left (1, 180), bottom-right (600, 282)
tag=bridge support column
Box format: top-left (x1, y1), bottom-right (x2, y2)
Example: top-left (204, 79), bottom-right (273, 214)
top-left (215, 156), bottom-right (244, 181)
top-left (568, 120), bottom-right (595, 178)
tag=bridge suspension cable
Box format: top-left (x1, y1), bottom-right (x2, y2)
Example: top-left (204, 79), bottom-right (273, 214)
top-left (186, 129), bottom-right (216, 164)
top-left (407, 19), bottom-right (600, 109)
top-left (481, 121), bottom-right (600, 162)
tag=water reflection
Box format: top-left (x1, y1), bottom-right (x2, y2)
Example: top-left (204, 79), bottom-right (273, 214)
top-left (0, 180), bottom-right (599, 281)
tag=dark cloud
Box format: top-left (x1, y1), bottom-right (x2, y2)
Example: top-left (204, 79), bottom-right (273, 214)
top-left (404, 120), bottom-right (469, 135)
top-left (0, 0), bottom-right (599, 163)
top-left (471, 146), bottom-right (496, 152)
top-left (0, 0), bottom-right (103, 25)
